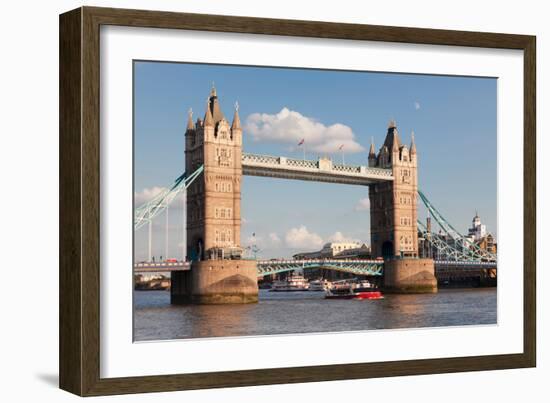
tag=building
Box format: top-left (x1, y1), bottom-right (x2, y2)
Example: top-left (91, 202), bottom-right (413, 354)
top-left (418, 214), bottom-right (497, 260)
top-left (369, 123), bottom-right (419, 258)
top-left (332, 243), bottom-right (371, 259)
top-left (185, 86), bottom-right (243, 260)
top-left (476, 233), bottom-right (497, 254)
top-left (173, 86), bottom-right (258, 304)
top-left (293, 242), bottom-right (371, 260)
top-left (466, 212), bottom-right (496, 254)
top-left (467, 212), bottom-right (487, 241)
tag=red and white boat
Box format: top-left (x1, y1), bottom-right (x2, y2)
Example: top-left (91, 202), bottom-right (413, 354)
top-left (325, 279), bottom-right (383, 300)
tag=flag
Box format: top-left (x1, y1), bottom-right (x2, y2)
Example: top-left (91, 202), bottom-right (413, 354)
top-left (338, 144), bottom-right (344, 150)
top-left (297, 138), bottom-right (305, 146)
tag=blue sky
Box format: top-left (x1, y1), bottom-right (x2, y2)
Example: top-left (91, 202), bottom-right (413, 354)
top-left (134, 61), bottom-right (497, 261)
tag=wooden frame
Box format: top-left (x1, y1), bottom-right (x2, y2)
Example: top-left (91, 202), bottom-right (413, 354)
top-left (59, 6), bottom-right (536, 396)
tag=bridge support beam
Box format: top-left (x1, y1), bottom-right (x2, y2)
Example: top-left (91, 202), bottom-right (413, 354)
top-left (383, 258), bottom-right (437, 293)
top-left (171, 260), bottom-right (258, 304)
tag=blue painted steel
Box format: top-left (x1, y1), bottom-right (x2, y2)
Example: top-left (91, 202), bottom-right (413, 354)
top-left (256, 259), bottom-right (384, 277)
top-left (417, 190), bottom-right (497, 262)
top-left (134, 165), bottom-right (204, 230)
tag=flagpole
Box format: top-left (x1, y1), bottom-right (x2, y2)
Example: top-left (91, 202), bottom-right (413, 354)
top-left (303, 143), bottom-right (306, 161)
top-left (339, 144), bottom-right (345, 165)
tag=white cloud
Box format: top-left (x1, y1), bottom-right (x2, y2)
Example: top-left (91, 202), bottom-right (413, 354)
top-left (134, 186), bottom-right (185, 207)
top-left (243, 232), bottom-right (281, 248)
top-left (327, 231), bottom-right (361, 244)
top-left (284, 225), bottom-right (324, 250)
top-left (354, 197), bottom-right (370, 211)
top-left (414, 101), bottom-right (421, 110)
top-left (245, 107), bottom-right (364, 154)
top-left (134, 186), bottom-right (167, 205)
top-left (269, 232), bottom-right (281, 245)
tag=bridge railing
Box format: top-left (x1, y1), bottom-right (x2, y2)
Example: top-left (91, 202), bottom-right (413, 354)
top-left (242, 153), bottom-right (393, 179)
top-left (257, 258), bottom-right (384, 265)
top-left (332, 164), bottom-right (361, 174)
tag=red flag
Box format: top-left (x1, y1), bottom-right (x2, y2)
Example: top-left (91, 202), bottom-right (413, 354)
top-left (338, 144), bottom-right (344, 150)
top-left (297, 138), bottom-right (305, 146)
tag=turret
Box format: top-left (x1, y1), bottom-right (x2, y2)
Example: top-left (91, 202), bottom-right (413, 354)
top-left (186, 108), bottom-right (195, 132)
top-left (368, 137), bottom-right (377, 167)
top-left (231, 101), bottom-right (241, 131)
top-left (410, 131), bottom-right (417, 156)
top-left (231, 101), bottom-right (242, 145)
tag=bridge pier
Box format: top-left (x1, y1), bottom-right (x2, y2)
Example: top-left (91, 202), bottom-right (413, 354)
top-left (171, 260), bottom-right (258, 304)
top-left (383, 258), bottom-right (437, 293)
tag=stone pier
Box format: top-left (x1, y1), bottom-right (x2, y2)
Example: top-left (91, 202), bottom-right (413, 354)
top-left (383, 258), bottom-right (437, 293)
top-left (171, 260), bottom-right (258, 304)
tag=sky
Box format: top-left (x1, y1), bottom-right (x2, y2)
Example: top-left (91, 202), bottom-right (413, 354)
top-left (133, 61), bottom-right (497, 261)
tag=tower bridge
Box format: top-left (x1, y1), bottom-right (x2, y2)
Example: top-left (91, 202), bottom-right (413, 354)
top-left (135, 86), bottom-right (496, 304)
top-left (241, 153), bottom-right (393, 185)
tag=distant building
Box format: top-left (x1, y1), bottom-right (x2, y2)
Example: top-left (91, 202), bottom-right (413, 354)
top-left (418, 213), bottom-right (496, 260)
top-left (476, 233), bottom-right (497, 255)
top-left (293, 242), bottom-right (370, 260)
top-left (465, 212), bottom-right (496, 254)
top-left (467, 212), bottom-right (487, 242)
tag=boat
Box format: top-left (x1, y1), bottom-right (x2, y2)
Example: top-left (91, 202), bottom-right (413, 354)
top-left (325, 279), bottom-right (383, 300)
top-left (270, 273), bottom-right (309, 292)
top-left (308, 279), bottom-right (327, 291)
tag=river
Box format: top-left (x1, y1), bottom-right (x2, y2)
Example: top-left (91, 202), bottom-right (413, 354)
top-left (134, 288), bottom-right (496, 341)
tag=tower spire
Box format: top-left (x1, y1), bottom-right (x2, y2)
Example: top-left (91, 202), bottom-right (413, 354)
top-left (186, 108), bottom-right (195, 131)
top-left (369, 136), bottom-right (376, 157)
top-left (210, 82), bottom-right (217, 97)
top-left (204, 97), bottom-right (214, 127)
top-left (383, 119), bottom-right (400, 152)
top-left (231, 101), bottom-right (241, 130)
top-left (410, 130), bottom-right (417, 154)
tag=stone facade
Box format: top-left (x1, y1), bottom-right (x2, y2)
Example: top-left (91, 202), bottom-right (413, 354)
top-left (185, 87), bottom-right (243, 259)
top-left (173, 87), bottom-right (258, 304)
top-left (171, 260), bottom-right (258, 304)
top-left (383, 258), bottom-right (437, 293)
top-left (369, 122), bottom-right (419, 258)
top-left (368, 123), bottom-right (436, 293)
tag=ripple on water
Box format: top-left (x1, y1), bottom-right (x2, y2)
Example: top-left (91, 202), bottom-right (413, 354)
top-left (133, 288), bottom-right (497, 341)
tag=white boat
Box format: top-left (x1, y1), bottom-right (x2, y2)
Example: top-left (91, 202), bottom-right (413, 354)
top-left (308, 279), bottom-right (327, 291)
top-left (270, 273), bottom-right (309, 292)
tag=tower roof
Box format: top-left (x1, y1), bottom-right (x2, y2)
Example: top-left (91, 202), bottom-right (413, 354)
top-left (410, 131), bottom-right (417, 154)
top-left (368, 136), bottom-right (376, 158)
top-left (186, 108), bottom-right (195, 131)
top-left (383, 119), bottom-right (401, 152)
top-left (208, 84), bottom-right (225, 124)
top-left (231, 101), bottom-right (241, 130)
top-left (204, 97), bottom-right (214, 127)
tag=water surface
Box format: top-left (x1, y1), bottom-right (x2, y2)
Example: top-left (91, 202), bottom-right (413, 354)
top-left (134, 288), bottom-right (497, 341)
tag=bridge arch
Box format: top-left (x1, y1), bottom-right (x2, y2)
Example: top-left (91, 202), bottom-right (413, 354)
top-left (382, 241), bottom-right (393, 258)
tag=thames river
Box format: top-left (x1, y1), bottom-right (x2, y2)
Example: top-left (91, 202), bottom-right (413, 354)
top-left (134, 288), bottom-right (497, 341)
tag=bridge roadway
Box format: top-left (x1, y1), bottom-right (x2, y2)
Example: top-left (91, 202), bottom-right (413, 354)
top-left (134, 259), bottom-right (497, 278)
top-left (241, 153), bottom-right (393, 186)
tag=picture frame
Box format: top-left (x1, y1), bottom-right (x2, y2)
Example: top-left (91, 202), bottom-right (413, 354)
top-left (59, 6), bottom-right (536, 396)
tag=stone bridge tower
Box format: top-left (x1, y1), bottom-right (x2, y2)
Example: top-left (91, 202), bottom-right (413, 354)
top-left (369, 121), bottom-right (437, 293)
top-left (369, 121), bottom-right (419, 259)
top-left (171, 87), bottom-right (258, 304)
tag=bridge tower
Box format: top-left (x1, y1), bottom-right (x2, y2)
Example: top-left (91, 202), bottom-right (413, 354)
top-left (171, 86), bottom-right (258, 304)
top-left (369, 122), bottom-right (437, 293)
